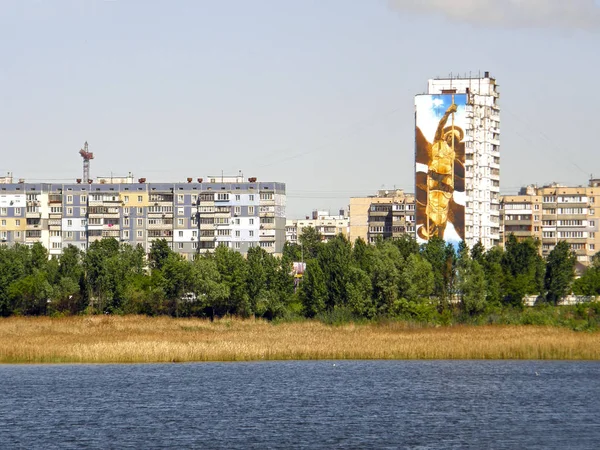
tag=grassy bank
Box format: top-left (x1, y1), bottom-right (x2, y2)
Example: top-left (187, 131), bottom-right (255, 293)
top-left (1, 316), bottom-right (600, 363)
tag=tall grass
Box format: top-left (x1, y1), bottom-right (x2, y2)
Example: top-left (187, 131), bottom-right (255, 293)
top-left (1, 316), bottom-right (599, 363)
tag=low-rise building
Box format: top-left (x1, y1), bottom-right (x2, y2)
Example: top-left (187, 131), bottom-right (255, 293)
top-left (286, 210), bottom-right (348, 244)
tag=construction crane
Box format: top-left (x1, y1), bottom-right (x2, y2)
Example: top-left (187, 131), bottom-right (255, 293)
top-left (79, 141), bottom-right (94, 183)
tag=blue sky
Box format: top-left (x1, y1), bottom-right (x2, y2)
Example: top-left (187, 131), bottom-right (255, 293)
top-left (1, 0), bottom-right (599, 217)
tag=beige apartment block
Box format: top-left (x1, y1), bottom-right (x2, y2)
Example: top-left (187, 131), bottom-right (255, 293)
top-left (500, 179), bottom-right (600, 265)
top-left (286, 210), bottom-right (348, 244)
top-left (349, 190), bottom-right (415, 244)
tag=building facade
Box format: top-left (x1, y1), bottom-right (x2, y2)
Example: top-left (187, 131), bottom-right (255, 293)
top-left (285, 210), bottom-right (349, 244)
top-left (500, 179), bottom-right (600, 264)
top-left (0, 176), bottom-right (287, 258)
top-left (415, 72), bottom-right (501, 250)
top-left (348, 190), bottom-right (415, 244)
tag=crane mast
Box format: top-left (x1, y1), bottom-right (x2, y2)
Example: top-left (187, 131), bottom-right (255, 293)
top-left (79, 141), bottom-right (94, 183)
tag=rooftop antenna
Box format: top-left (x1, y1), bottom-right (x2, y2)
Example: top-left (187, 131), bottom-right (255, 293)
top-left (79, 141), bottom-right (94, 183)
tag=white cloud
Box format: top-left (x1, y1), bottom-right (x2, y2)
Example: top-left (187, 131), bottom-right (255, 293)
top-left (388, 0), bottom-right (600, 30)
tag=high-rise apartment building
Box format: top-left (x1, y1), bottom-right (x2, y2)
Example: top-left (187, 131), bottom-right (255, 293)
top-left (0, 176), bottom-right (287, 258)
top-left (500, 179), bottom-right (600, 264)
top-left (415, 72), bottom-right (501, 250)
top-left (348, 190), bottom-right (415, 244)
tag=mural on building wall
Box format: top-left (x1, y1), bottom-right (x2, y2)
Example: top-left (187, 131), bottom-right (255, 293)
top-left (415, 94), bottom-right (466, 244)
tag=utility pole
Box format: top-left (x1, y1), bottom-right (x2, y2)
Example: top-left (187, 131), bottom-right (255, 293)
top-left (195, 188), bottom-right (201, 257)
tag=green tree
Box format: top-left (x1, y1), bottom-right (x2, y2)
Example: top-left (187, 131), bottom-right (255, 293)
top-left (399, 254), bottom-right (434, 304)
top-left (544, 240), bottom-right (576, 305)
top-left (346, 266), bottom-right (374, 318)
top-left (149, 239), bottom-right (172, 271)
top-left (8, 270), bottom-right (53, 315)
top-left (318, 234), bottom-right (352, 310)
top-left (299, 259), bottom-right (327, 317)
top-left (298, 226), bottom-right (323, 260)
top-left (501, 235), bottom-right (545, 307)
top-left (470, 241), bottom-right (485, 264)
top-left (370, 255), bottom-right (400, 315)
top-left (352, 237), bottom-right (375, 274)
top-left (458, 259), bottom-right (487, 315)
top-left (392, 234), bottom-right (420, 261)
top-left (482, 246), bottom-right (504, 305)
top-left (214, 246), bottom-right (250, 316)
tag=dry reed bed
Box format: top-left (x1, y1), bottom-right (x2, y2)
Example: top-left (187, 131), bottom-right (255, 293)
top-left (0, 316), bottom-right (599, 363)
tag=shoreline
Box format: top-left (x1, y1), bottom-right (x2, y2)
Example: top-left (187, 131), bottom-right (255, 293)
top-left (1, 315), bottom-right (600, 364)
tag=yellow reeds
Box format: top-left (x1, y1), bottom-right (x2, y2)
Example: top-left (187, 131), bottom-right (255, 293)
top-left (0, 316), bottom-right (599, 363)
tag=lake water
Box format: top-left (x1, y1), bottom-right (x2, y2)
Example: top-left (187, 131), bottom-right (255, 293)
top-left (1, 361), bottom-right (599, 449)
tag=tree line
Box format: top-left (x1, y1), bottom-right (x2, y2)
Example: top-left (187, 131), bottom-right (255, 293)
top-left (0, 229), bottom-right (599, 321)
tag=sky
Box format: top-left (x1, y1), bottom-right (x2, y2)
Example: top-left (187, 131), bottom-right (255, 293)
top-left (1, 0), bottom-right (599, 218)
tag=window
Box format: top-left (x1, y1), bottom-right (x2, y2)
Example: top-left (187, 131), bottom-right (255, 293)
top-left (137, 207), bottom-right (143, 214)
top-left (137, 196), bottom-right (143, 202)
top-left (249, 218), bottom-right (254, 225)
top-left (137, 230), bottom-right (143, 238)
top-left (67, 195), bottom-right (73, 204)
top-left (235, 218), bottom-right (240, 225)
top-left (124, 196), bottom-right (129, 203)
top-left (234, 206), bottom-right (241, 215)
top-left (178, 194), bottom-right (184, 203)
top-left (67, 207), bottom-right (73, 216)
top-left (124, 218), bottom-right (130, 227)
top-left (178, 207), bottom-right (184, 216)
top-left (123, 230), bottom-right (129, 239)
top-left (248, 206), bottom-right (254, 215)
top-left (260, 193), bottom-right (273, 200)
top-left (178, 242), bottom-right (184, 249)
top-left (235, 230), bottom-right (240, 237)
top-left (216, 193), bottom-right (230, 201)
top-left (178, 218), bottom-right (184, 226)
top-left (52, 242), bottom-right (62, 249)
top-left (179, 231), bottom-right (183, 237)
top-left (1, 220), bottom-right (6, 226)
top-left (66, 231), bottom-right (73, 239)
top-left (15, 219), bottom-right (20, 226)
top-left (249, 194), bottom-right (254, 202)
top-left (235, 242), bottom-right (241, 249)
top-left (15, 208), bottom-right (21, 216)
top-left (67, 220), bottom-right (73, 226)
top-left (591, 244), bottom-right (596, 251)
top-left (137, 219), bottom-right (143, 227)
top-left (15, 231), bottom-right (21, 238)
top-left (249, 230), bottom-right (254, 237)
top-left (80, 231), bottom-right (87, 239)
top-left (235, 194), bottom-right (240, 201)
top-left (81, 207), bottom-right (87, 216)
top-left (81, 195), bottom-right (87, 203)
top-left (192, 230), bottom-right (197, 237)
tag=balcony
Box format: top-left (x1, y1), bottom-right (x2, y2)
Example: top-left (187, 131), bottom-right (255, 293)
top-left (148, 222), bottom-right (173, 230)
top-left (26, 211), bottom-right (41, 219)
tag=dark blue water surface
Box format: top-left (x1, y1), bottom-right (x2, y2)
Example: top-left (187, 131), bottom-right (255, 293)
top-left (1, 361), bottom-right (599, 449)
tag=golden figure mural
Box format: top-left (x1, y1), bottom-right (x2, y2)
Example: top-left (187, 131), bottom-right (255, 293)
top-left (415, 100), bottom-right (465, 241)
